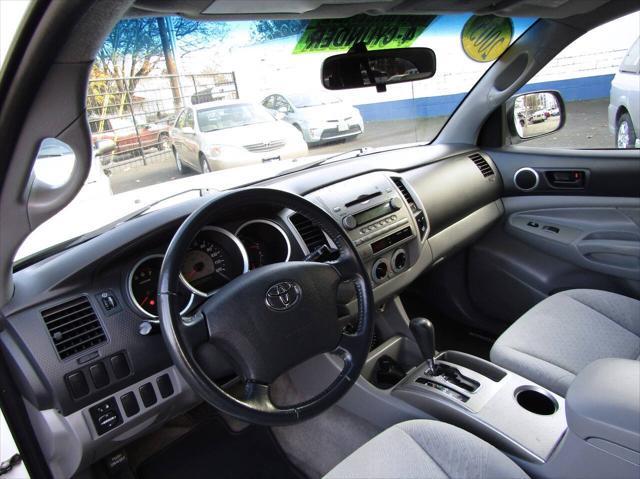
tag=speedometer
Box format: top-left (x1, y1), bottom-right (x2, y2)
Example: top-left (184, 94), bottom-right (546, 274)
top-left (180, 226), bottom-right (248, 296)
top-left (129, 254), bottom-right (194, 320)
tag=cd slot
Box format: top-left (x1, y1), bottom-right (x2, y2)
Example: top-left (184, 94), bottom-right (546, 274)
top-left (345, 191), bottom-right (383, 208)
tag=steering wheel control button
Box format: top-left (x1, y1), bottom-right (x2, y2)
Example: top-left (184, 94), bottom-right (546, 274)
top-left (120, 392), bottom-right (139, 417)
top-left (90, 397), bottom-right (122, 436)
top-left (66, 371), bottom-right (89, 399)
top-left (265, 281), bottom-right (302, 311)
top-left (139, 383), bottom-right (157, 407)
top-left (156, 374), bottom-right (174, 398)
top-left (110, 353), bottom-right (131, 379)
top-left (89, 362), bottom-right (110, 389)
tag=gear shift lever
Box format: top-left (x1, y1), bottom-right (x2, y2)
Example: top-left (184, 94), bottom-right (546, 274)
top-left (410, 317), bottom-right (438, 374)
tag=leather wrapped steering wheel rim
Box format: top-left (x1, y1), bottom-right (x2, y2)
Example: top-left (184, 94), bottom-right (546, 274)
top-left (158, 188), bottom-right (374, 426)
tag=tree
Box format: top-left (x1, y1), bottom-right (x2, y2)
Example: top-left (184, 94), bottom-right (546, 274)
top-left (250, 20), bottom-right (307, 43)
top-left (93, 18), bottom-right (229, 93)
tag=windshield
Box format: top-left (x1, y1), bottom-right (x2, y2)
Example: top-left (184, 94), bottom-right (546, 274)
top-left (197, 103), bottom-right (275, 132)
top-left (290, 92), bottom-right (341, 108)
top-left (17, 14), bottom-right (536, 262)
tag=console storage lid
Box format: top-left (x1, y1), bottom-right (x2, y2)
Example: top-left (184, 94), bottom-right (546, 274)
top-left (566, 358), bottom-right (640, 453)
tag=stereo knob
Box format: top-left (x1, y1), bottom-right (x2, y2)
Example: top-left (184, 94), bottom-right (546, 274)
top-left (389, 197), bottom-right (403, 210)
top-left (342, 215), bottom-right (357, 230)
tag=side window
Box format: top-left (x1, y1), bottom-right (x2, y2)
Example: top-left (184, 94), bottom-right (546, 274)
top-left (263, 96), bottom-right (274, 109)
top-left (185, 109), bottom-right (194, 129)
top-left (175, 110), bottom-right (185, 128)
top-left (274, 95), bottom-right (290, 112)
top-left (516, 12), bottom-right (639, 149)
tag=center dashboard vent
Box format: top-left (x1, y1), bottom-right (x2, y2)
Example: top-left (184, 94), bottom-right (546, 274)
top-left (42, 296), bottom-right (107, 360)
top-left (469, 152), bottom-right (495, 178)
top-left (289, 213), bottom-right (328, 253)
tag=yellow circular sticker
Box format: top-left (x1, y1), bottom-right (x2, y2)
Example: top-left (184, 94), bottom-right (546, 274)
top-left (461, 15), bottom-right (513, 62)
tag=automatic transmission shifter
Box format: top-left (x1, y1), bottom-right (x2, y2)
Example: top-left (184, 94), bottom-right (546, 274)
top-left (409, 317), bottom-right (438, 374)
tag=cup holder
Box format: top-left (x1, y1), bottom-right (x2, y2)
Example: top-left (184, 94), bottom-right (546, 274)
top-left (514, 386), bottom-right (558, 415)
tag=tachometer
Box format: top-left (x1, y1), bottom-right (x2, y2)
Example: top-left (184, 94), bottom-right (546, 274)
top-left (236, 220), bottom-right (291, 270)
top-left (129, 254), bottom-right (194, 320)
top-left (180, 226), bottom-right (248, 296)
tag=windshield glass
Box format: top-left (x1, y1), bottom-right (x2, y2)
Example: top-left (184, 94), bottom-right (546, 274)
top-left (289, 92), bottom-right (341, 108)
top-left (197, 103), bottom-right (275, 132)
top-left (17, 14), bottom-right (536, 262)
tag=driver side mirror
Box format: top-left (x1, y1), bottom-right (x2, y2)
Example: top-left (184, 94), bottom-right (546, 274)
top-left (506, 91), bottom-right (566, 142)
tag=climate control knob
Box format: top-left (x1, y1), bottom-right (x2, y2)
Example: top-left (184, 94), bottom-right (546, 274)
top-left (389, 197), bottom-right (403, 210)
top-left (342, 215), bottom-right (357, 230)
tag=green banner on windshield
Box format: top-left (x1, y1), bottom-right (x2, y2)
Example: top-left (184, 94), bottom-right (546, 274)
top-left (293, 15), bottom-right (435, 54)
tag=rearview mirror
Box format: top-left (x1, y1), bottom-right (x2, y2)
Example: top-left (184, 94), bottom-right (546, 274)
top-left (508, 91), bottom-right (565, 140)
top-left (322, 45), bottom-right (436, 92)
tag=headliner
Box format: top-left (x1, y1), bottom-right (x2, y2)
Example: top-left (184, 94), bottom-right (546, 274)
top-left (128, 0), bottom-right (612, 20)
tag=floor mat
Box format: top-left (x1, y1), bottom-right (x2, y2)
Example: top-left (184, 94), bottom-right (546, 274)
top-left (137, 417), bottom-right (306, 479)
top-left (401, 292), bottom-right (495, 360)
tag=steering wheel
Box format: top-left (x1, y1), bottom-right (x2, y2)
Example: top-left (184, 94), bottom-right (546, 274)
top-left (158, 188), bottom-right (374, 426)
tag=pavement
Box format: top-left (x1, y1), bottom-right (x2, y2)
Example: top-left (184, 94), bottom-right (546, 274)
top-left (108, 98), bottom-right (614, 194)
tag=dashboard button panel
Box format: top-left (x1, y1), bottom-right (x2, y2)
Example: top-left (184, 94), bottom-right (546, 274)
top-left (66, 371), bottom-right (90, 399)
top-left (156, 374), bottom-right (174, 398)
top-left (110, 353), bottom-right (131, 379)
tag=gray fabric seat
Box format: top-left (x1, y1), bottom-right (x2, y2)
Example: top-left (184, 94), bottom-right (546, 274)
top-left (324, 420), bottom-right (528, 479)
top-left (491, 289), bottom-right (640, 396)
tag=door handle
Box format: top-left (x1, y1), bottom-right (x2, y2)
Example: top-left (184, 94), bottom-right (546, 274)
top-left (544, 170), bottom-right (587, 188)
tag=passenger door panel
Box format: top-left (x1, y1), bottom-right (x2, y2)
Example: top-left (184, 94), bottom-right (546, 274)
top-left (465, 149), bottom-right (640, 330)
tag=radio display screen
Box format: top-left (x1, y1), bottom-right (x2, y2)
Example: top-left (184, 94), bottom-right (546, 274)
top-left (371, 227), bottom-right (412, 254)
top-left (355, 202), bottom-right (394, 226)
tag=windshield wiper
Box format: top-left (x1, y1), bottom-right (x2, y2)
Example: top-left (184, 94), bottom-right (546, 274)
top-left (13, 188), bottom-right (212, 271)
top-left (278, 147), bottom-right (375, 176)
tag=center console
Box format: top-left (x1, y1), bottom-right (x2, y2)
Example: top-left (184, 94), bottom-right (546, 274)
top-left (392, 317), bottom-right (567, 466)
top-left (309, 172), bottom-right (427, 286)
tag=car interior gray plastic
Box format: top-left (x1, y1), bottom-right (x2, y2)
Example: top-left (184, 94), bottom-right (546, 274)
top-left (565, 358), bottom-right (640, 454)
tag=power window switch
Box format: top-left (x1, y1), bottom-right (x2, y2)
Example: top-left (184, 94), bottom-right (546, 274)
top-left (527, 221), bottom-right (539, 228)
top-left (543, 225), bottom-right (560, 233)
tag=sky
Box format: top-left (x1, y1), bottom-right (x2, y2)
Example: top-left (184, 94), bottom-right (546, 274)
top-left (0, 0), bottom-right (30, 70)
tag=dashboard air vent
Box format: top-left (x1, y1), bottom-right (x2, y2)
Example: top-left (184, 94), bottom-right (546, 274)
top-left (391, 177), bottom-right (417, 212)
top-left (42, 296), bottom-right (106, 360)
top-left (290, 213), bottom-right (328, 253)
top-left (469, 153), bottom-right (494, 177)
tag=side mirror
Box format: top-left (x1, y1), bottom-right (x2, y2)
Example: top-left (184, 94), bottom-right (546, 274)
top-left (182, 126), bottom-right (195, 135)
top-left (506, 91), bottom-right (565, 142)
top-left (274, 111), bottom-right (286, 121)
top-left (322, 44), bottom-right (436, 92)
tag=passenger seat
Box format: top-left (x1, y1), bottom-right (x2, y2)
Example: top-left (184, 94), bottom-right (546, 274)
top-left (490, 289), bottom-right (640, 396)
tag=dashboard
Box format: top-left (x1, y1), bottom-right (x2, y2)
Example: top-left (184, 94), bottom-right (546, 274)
top-left (0, 144), bottom-right (503, 477)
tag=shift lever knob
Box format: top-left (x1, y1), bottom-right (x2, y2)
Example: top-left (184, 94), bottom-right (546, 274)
top-left (410, 317), bottom-right (437, 374)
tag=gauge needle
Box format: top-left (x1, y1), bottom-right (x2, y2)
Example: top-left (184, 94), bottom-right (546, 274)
top-left (215, 270), bottom-right (231, 281)
top-left (140, 296), bottom-right (149, 306)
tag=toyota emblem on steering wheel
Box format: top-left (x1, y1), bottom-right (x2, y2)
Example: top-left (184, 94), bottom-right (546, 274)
top-left (265, 281), bottom-right (301, 311)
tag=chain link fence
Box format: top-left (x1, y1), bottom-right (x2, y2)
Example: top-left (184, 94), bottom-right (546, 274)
top-left (87, 72), bottom-right (238, 170)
